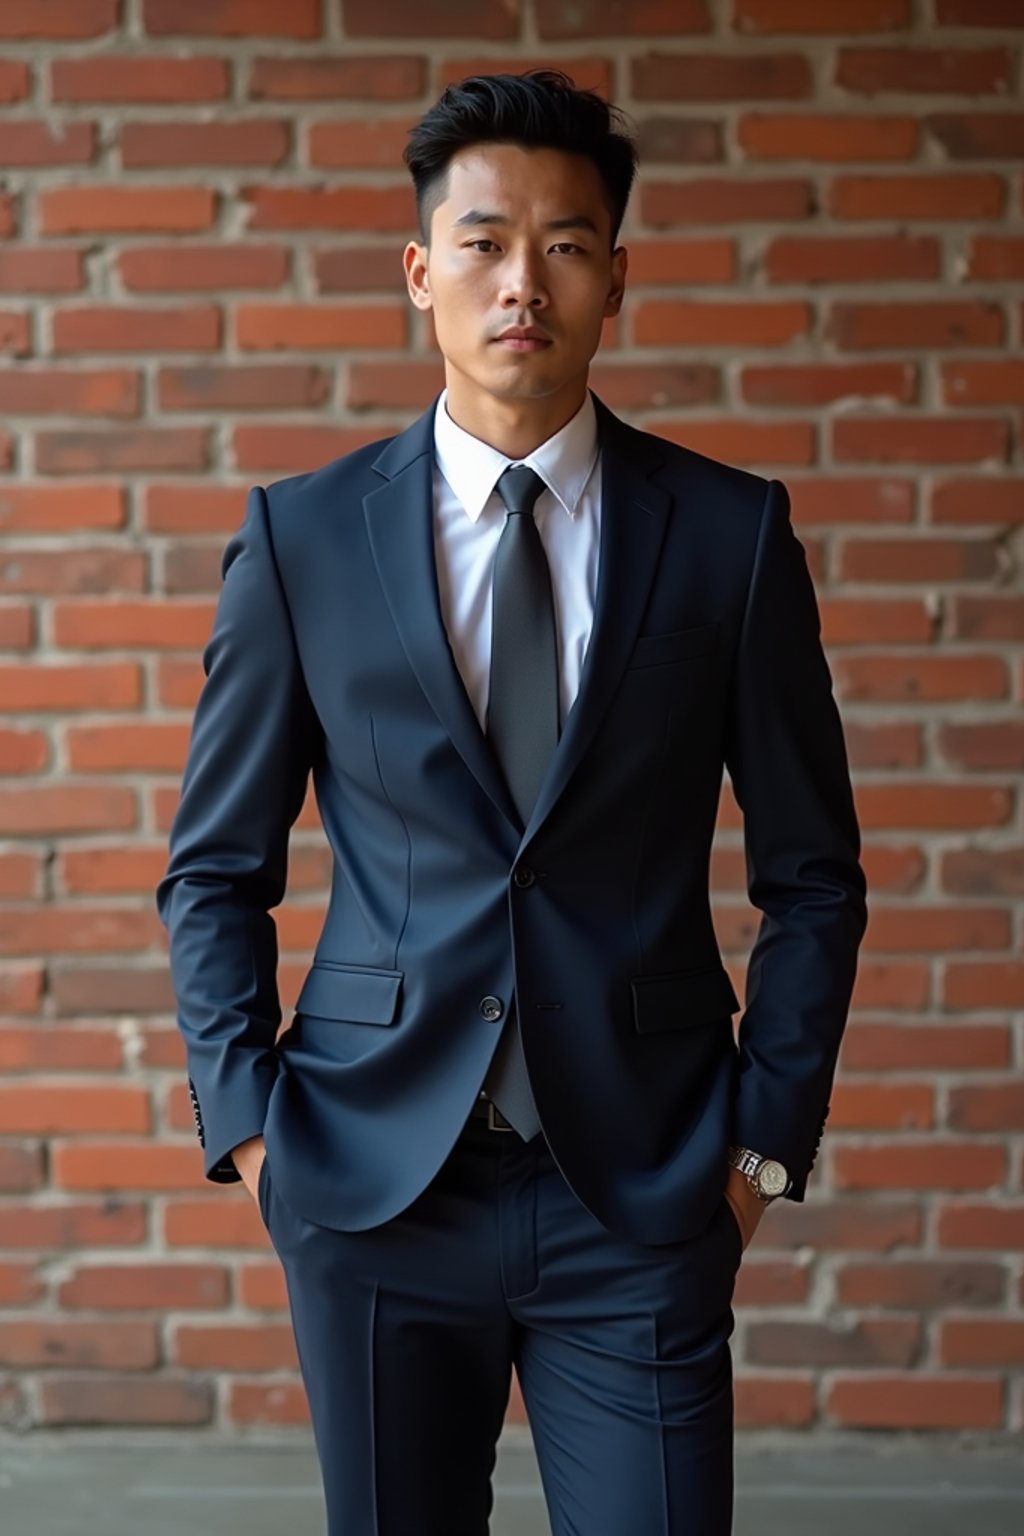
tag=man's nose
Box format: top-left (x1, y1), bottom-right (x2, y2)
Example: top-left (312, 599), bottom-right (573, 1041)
top-left (499, 256), bottom-right (547, 308)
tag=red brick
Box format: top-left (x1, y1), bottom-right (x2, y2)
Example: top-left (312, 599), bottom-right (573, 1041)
top-left (0, 726), bottom-right (48, 774)
top-left (837, 654), bottom-right (1006, 701)
top-left (235, 303), bottom-right (404, 350)
top-left (0, 1143), bottom-right (45, 1191)
top-left (935, 0), bottom-right (1024, 20)
top-left (829, 1081), bottom-right (934, 1130)
top-left (0, 368), bottom-right (139, 416)
top-left (36, 428), bottom-right (208, 475)
top-left (144, 0), bottom-right (319, 36)
top-left (965, 236), bottom-right (1024, 280)
top-left (0, 967), bottom-right (45, 1017)
top-left (743, 362), bottom-right (914, 406)
top-left (59, 1263), bottom-right (229, 1310)
top-left (624, 239), bottom-right (735, 285)
top-left (342, 0), bottom-right (518, 37)
top-left (312, 244), bottom-right (410, 293)
top-left (825, 1375), bottom-right (1002, 1430)
top-left (144, 484), bottom-right (244, 534)
top-left (0, 120), bottom-right (95, 166)
top-left (121, 119), bottom-right (290, 168)
top-left (0, 548), bottom-right (145, 594)
top-left (0, 784), bottom-right (138, 838)
top-left (242, 183), bottom-right (414, 232)
top-left (0, 663), bottom-right (140, 712)
top-left (944, 962), bottom-right (1024, 1010)
top-left (948, 1083), bottom-right (1024, 1132)
top-left (860, 843), bottom-right (926, 895)
top-left (939, 722), bottom-right (1024, 772)
top-left (0, 311), bottom-right (31, 355)
top-left (0, 1262), bottom-right (44, 1306)
top-left (0, 1085), bottom-right (150, 1133)
top-left (2, 903), bottom-right (161, 955)
top-left (53, 1143), bottom-right (212, 1192)
top-left (51, 54), bottom-right (229, 102)
top-left (853, 786), bottom-right (1013, 835)
top-left (735, 0), bottom-right (910, 30)
top-left (641, 178), bottom-right (813, 225)
top-left (233, 423), bottom-right (396, 472)
top-left (834, 1142), bottom-right (1005, 1192)
top-left (747, 1318), bottom-right (919, 1367)
top-left (942, 846), bottom-right (1024, 898)
top-left (173, 1324), bottom-right (298, 1371)
top-left (930, 477), bottom-right (1024, 525)
top-left (740, 113), bottom-right (917, 160)
top-left (163, 1199), bottom-right (275, 1251)
top-left (0, 1320), bottom-right (157, 1369)
top-left (837, 1260), bottom-right (1006, 1309)
top-left (829, 175), bottom-right (1004, 220)
top-left (0, 247), bottom-right (86, 292)
top-left (654, 419), bottom-right (814, 465)
top-left (535, 0), bottom-right (707, 36)
top-left (238, 1262), bottom-right (288, 1310)
top-left (40, 186), bottom-right (216, 235)
top-left (119, 244), bottom-right (289, 292)
top-left (60, 845), bottom-right (168, 896)
top-left (842, 1021), bottom-right (1011, 1072)
top-left (0, 1026), bottom-right (122, 1071)
top-left (835, 46), bottom-right (1013, 95)
top-left (734, 1377), bottom-right (815, 1427)
top-left (158, 363), bottom-right (330, 412)
top-left (0, 1), bottom-right (118, 38)
top-left (943, 360), bottom-right (1024, 406)
top-left (250, 54), bottom-right (424, 99)
top-left (308, 117), bottom-right (417, 169)
top-left (830, 301), bottom-right (1003, 350)
top-left (939, 1202), bottom-right (1024, 1251)
top-left (927, 113), bottom-right (1024, 159)
top-left (940, 1319), bottom-right (1024, 1368)
top-left (734, 1259), bottom-right (811, 1307)
top-left (635, 117), bottom-right (723, 164)
top-left (0, 60), bottom-right (29, 101)
top-left (53, 305), bottom-right (220, 354)
top-left (0, 605), bottom-right (33, 648)
top-left (634, 300), bottom-right (810, 347)
top-left (67, 722), bottom-right (191, 773)
top-left (0, 1200), bottom-right (146, 1248)
top-left (834, 417), bottom-right (1009, 466)
top-left (39, 1374), bottom-right (213, 1427)
top-left (53, 600), bottom-right (213, 650)
top-left (647, 52), bottom-right (805, 104)
top-left (0, 484), bottom-right (125, 531)
top-left (765, 234), bottom-right (940, 285)
top-left (820, 599), bottom-right (931, 644)
top-left (228, 1380), bottom-right (309, 1426)
top-left (788, 477), bottom-right (914, 524)
top-left (438, 56), bottom-right (613, 98)
top-left (759, 1200), bottom-right (922, 1251)
top-left (0, 851), bottom-right (41, 897)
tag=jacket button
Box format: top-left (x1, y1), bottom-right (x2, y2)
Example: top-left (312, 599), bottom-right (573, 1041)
top-left (513, 866), bottom-right (535, 887)
top-left (480, 996), bottom-right (504, 1022)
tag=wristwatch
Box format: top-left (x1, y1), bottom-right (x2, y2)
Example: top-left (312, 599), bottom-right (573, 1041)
top-left (727, 1144), bottom-right (792, 1203)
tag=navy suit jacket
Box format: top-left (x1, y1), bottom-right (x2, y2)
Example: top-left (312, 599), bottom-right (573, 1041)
top-left (156, 392), bottom-right (867, 1245)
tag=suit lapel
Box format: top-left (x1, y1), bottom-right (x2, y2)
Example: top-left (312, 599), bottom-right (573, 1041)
top-left (363, 391), bottom-right (673, 848)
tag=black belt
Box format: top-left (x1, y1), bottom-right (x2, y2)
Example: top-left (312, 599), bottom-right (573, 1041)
top-left (469, 1093), bottom-right (518, 1132)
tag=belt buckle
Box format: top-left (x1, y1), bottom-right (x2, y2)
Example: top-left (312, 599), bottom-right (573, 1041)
top-left (479, 1093), bottom-right (515, 1133)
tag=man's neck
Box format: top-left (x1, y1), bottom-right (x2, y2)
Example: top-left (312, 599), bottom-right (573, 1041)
top-left (443, 377), bottom-right (589, 460)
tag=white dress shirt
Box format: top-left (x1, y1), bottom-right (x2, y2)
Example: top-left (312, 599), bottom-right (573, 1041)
top-left (431, 387), bottom-right (602, 735)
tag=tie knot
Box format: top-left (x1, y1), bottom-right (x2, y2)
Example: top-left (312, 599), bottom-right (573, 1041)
top-left (495, 464), bottom-right (545, 518)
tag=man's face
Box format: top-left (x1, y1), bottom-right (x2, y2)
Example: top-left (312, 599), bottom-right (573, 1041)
top-left (404, 142), bottom-right (626, 412)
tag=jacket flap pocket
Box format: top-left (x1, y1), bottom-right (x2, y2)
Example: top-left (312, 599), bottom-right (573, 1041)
top-left (294, 962), bottom-right (404, 1026)
top-left (630, 965), bottom-right (740, 1035)
top-left (628, 622), bottom-right (720, 670)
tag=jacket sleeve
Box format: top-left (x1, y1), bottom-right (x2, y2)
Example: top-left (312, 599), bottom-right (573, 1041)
top-left (155, 485), bottom-right (319, 1182)
top-left (723, 477), bottom-right (868, 1200)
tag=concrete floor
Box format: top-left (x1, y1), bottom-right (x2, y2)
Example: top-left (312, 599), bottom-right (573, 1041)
top-left (0, 1429), bottom-right (1021, 1535)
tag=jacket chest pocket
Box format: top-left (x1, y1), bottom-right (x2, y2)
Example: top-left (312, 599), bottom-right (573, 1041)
top-left (626, 622), bottom-right (720, 671)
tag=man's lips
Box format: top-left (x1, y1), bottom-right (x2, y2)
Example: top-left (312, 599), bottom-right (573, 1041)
top-left (492, 329), bottom-right (553, 352)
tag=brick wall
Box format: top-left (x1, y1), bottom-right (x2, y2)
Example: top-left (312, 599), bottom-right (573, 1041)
top-left (0, 0), bottom-right (1021, 1438)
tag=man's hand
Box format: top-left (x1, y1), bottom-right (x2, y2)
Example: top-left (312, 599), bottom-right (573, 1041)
top-left (231, 1134), bottom-right (266, 1202)
top-left (724, 1164), bottom-right (767, 1254)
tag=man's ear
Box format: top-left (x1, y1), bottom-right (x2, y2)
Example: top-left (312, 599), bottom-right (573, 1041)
top-left (403, 240), bottom-right (433, 312)
top-left (605, 244), bottom-right (627, 318)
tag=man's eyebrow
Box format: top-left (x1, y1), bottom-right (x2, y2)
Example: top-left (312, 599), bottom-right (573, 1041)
top-left (451, 209), bottom-right (600, 234)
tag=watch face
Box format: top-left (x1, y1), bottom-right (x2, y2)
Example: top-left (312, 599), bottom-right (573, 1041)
top-left (757, 1160), bottom-right (789, 1198)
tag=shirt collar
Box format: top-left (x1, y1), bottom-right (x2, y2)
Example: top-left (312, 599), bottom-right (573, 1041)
top-left (432, 386), bottom-right (599, 524)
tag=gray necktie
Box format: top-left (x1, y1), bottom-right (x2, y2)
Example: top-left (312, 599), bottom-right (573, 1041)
top-left (481, 465), bottom-right (559, 1140)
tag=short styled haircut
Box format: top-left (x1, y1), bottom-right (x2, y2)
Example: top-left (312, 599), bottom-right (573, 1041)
top-left (403, 70), bottom-right (638, 247)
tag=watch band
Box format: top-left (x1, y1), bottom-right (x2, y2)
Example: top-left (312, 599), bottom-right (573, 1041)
top-left (727, 1144), bottom-right (792, 1202)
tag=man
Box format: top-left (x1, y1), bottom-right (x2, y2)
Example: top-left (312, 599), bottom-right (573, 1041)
top-left (157, 71), bottom-right (866, 1536)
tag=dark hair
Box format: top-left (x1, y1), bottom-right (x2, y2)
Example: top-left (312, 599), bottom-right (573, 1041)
top-left (403, 70), bottom-right (638, 246)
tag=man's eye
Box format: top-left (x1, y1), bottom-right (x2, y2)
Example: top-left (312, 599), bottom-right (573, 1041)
top-left (468, 240), bottom-right (499, 252)
top-left (551, 243), bottom-right (583, 255)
